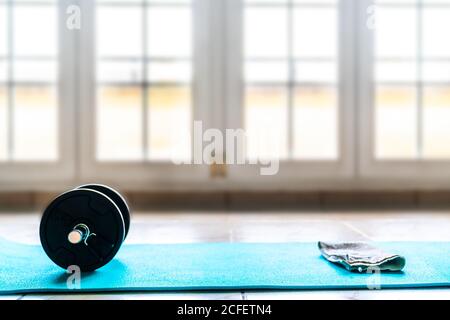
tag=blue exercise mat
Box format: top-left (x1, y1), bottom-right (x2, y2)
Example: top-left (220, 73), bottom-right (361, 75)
top-left (0, 238), bottom-right (449, 294)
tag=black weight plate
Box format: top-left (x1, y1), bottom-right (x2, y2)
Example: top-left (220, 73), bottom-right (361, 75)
top-left (77, 184), bottom-right (130, 237)
top-left (40, 189), bottom-right (125, 272)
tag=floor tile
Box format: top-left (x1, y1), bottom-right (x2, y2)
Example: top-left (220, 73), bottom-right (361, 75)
top-left (347, 217), bottom-right (450, 241)
top-left (229, 220), bottom-right (367, 242)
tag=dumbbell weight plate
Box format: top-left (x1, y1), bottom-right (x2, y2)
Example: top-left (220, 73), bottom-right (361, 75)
top-left (39, 189), bottom-right (126, 272)
top-left (77, 184), bottom-right (130, 237)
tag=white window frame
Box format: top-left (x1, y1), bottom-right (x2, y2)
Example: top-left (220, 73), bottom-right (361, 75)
top-left (223, 0), bottom-right (356, 189)
top-left (4, 0), bottom-right (450, 191)
top-left (0, 0), bottom-right (76, 190)
top-left (358, 0), bottom-right (450, 188)
top-left (78, 0), bottom-right (212, 190)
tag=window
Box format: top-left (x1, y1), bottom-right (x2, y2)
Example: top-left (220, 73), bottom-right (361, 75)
top-left (0, 0), bottom-right (58, 162)
top-left (243, 0), bottom-right (339, 161)
top-left (3, 0), bottom-right (450, 188)
top-left (96, 0), bottom-right (193, 163)
top-left (374, 0), bottom-right (450, 160)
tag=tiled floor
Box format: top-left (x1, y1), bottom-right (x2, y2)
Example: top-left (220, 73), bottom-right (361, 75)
top-left (1, 211), bottom-right (450, 300)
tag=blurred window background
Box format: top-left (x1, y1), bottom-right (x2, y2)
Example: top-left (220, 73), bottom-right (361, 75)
top-left (96, 0), bottom-right (193, 162)
top-left (1, 0), bottom-right (450, 186)
top-left (244, 0), bottom-right (338, 161)
top-left (0, 0), bottom-right (58, 162)
top-left (375, 0), bottom-right (450, 160)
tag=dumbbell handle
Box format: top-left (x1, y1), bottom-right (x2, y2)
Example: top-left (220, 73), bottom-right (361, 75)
top-left (68, 224), bottom-right (95, 245)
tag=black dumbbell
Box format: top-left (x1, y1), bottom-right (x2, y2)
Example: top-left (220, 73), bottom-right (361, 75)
top-left (39, 184), bottom-right (130, 272)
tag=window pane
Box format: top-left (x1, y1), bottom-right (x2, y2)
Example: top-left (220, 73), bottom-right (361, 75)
top-left (0, 86), bottom-right (7, 161)
top-left (246, 0), bottom-right (288, 3)
top-left (13, 86), bottom-right (58, 161)
top-left (374, 4), bottom-right (450, 160)
top-left (13, 6), bottom-right (57, 57)
top-left (148, 86), bottom-right (191, 161)
top-left (423, 87), bottom-right (450, 159)
top-left (0, 60), bottom-right (7, 82)
top-left (245, 86), bottom-right (288, 160)
top-left (147, 62), bottom-right (191, 83)
top-left (13, 60), bottom-right (57, 82)
top-left (375, 7), bottom-right (417, 59)
top-left (98, 61), bottom-right (143, 83)
top-left (148, 0), bottom-right (191, 3)
top-left (376, 86), bottom-right (417, 159)
top-left (423, 8), bottom-right (450, 58)
top-left (244, 3), bottom-right (339, 161)
top-left (245, 61), bottom-right (288, 83)
top-left (293, 87), bottom-right (338, 159)
top-left (97, 0), bottom-right (141, 3)
top-left (147, 7), bottom-right (192, 58)
top-left (423, 62), bottom-right (450, 83)
top-left (14, 0), bottom-right (57, 2)
top-left (376, 62), bottom-right (417, 83)
top-left (245, 7), bottom-right (288, 58)
top-left (295, 0), bottom-right (337, 2)
top-left (293, 8), bottom-right (337, 58)
top-left (97, 7), bottom-right (143, 57)
top-left (3, 2), bottom-right (60, 162)
top-left (0, 5), bottom-right (6, 57)
top-left (376, 0), bottom-right (416, 3)
top-left (97, 86), bottom-right (143, 161)
top-left (96, 1), bottom-right (194, 163)
top-left (295, 62), bottom-right (337, 83)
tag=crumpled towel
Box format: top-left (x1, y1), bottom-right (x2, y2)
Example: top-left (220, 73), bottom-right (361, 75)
top-left (318, 242), bottom-right (406, 273)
